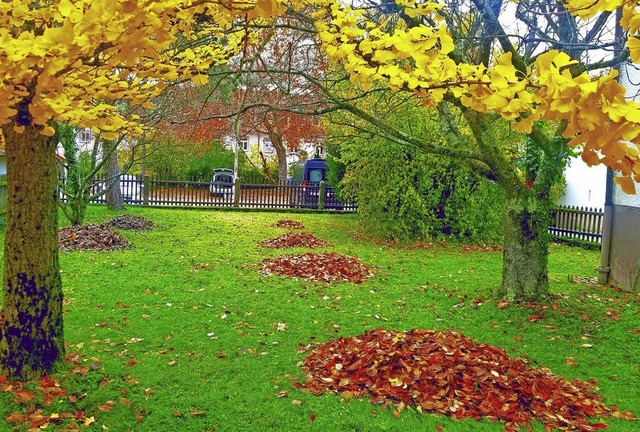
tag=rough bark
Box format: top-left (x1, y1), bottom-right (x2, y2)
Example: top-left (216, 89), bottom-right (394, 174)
top-left (461, 108), bottom-right (556, 301)
top-left (0, 124), bottom-right (65, 381)
top-left (500, 196), bottom-right (551, 300)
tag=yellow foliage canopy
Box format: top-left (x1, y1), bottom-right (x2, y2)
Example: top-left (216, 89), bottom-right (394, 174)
top-left (0, 0), bottom-right (290, 139)
top-left (314, 1), bottom-right (640, 193)
top-left (2, 0), bottom-right (640, 192)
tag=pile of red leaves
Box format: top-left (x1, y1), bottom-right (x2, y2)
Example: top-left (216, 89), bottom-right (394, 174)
top-left (258, 232), bottom-right (333, 249)
top-left (271, 219), bottom-right (305, 229)
top-left (103, 215), bottom-right (154, 231)
top-left (59, 224), bottom-right (131, 252)
top-left (296, 328), bottom-right (636, 431)
top-left (259, 252), bottom-right (373, 283)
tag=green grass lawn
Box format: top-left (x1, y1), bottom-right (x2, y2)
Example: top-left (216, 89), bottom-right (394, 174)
top-left (1, 206), bottom-right (638, 431)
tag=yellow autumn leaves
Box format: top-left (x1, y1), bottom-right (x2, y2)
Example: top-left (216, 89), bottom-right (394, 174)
top-left (314, 0), bottom-right (640, 192)
top-left (2, 0), bottom-right (640, 192)
top-left (0, 0), bottom-right (285, 140)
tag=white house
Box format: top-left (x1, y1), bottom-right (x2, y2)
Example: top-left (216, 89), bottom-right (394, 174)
top-left (226, 132), bottom-right (325, 172)
top-left (558, 157), bottom-right (607, 209)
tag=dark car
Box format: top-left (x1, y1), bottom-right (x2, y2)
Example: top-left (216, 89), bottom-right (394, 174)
top-left (299, 159), bottom-right (341, 208)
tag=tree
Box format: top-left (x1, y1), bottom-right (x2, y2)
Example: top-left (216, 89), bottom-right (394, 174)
top-left (311, 0), bottom-right (640, 300)
top-left (324, 88), bottom-right (506, 242)
top-left (231, 28), bottom-right (327, 184)
top-left (0, 0), bottom-right (288, 380)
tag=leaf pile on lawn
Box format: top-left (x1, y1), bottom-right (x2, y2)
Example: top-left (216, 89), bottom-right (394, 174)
top-left (59, 224), bottom-right (131, 252)
top-left (258, 232), bottom-right (333, 249)
top-left (259, 252), bottom-right (373, 283)
top-left (103, 215), bottom-right (154, 231)
top-left (295, 328), bottom-right (636, 432)
top-left (270, 219), bottom-right (305, 229)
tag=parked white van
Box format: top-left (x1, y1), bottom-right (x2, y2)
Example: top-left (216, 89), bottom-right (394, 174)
top-left (209, 168), bottom-right (234, 199)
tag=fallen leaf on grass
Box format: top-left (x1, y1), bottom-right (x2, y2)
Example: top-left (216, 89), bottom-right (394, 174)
top-left (13, 390), bottom-right (35, 404)
top-left (605, 309), bottom-right (619, 320)
top-left (273, 322), bottom-right (288, 332)
top-left (259, 252), bottom-right (373, 284)
top-left (259, 232), bottom-right (333, 249)
top-left (271, 220), bottom-right (305, 229)
top-left (6, 413), bottom-right (27, 424)
top-left (96, 404), bottom-right (113, 412)
top-left (296, 328), bottom-right (635, 431)
top-left (275, 390), bottom-right (288, 398)
top-left (526, 312), bottom-right (545, 322)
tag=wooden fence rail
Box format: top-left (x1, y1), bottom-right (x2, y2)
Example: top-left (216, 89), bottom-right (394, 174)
top-left (69, 176), bottom-right (357, 211)
top-left (1, 176), bottom-right (604, 247)
top-left (548, 205), bottom-right (604, 245)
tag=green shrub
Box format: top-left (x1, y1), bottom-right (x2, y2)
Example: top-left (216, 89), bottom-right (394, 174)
top-left (336, 136), bottom-right (504, 243)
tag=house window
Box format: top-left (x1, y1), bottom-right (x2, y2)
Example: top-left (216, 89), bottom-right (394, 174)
top-left (78, 128), bottom-right (93, 143)
top-left (240, 140), bottom-right (248, 151)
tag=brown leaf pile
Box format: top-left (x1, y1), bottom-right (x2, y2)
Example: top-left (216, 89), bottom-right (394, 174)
top-left (258, 232), bottom-right (333, 249)
top-left (59, 224), bottom-right (131, 252)
top-left (259, 252), bottom-right (373, 283)
top-left (103, 215), bottom-right (154, 231)
top-left (271, 219), bottom-right (305, 229)
top-left (296, 328), bottom-right (635, 431)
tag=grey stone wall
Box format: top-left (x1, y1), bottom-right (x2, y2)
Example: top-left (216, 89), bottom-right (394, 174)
top-left (609, 204), bottom-right (640, 291)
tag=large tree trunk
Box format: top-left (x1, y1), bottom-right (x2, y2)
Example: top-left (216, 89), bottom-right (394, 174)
top-left (499, 195), bottom-right (551, 300)
top-left (0, 124), bottom-right (64, 381)
top-left (460, 108), bottom-right (559, 302)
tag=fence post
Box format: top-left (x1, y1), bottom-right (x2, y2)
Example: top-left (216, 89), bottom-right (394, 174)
top-left (318, 181), bottom-right (325, 210)
top-left (143, 175), bottom-right (150, 206)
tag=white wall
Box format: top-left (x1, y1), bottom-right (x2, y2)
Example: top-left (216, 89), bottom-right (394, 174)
top-left (558, 157), bottom-right (607, 209)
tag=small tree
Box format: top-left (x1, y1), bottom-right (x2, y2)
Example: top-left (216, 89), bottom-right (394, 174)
top-left (0, 0), bottom-right (288, 380)
top-left (313, 0), bottom-right (640, 300)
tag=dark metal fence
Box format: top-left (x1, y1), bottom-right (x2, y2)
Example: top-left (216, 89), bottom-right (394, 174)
top-left (549, 205), bottom-right (604, 245)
